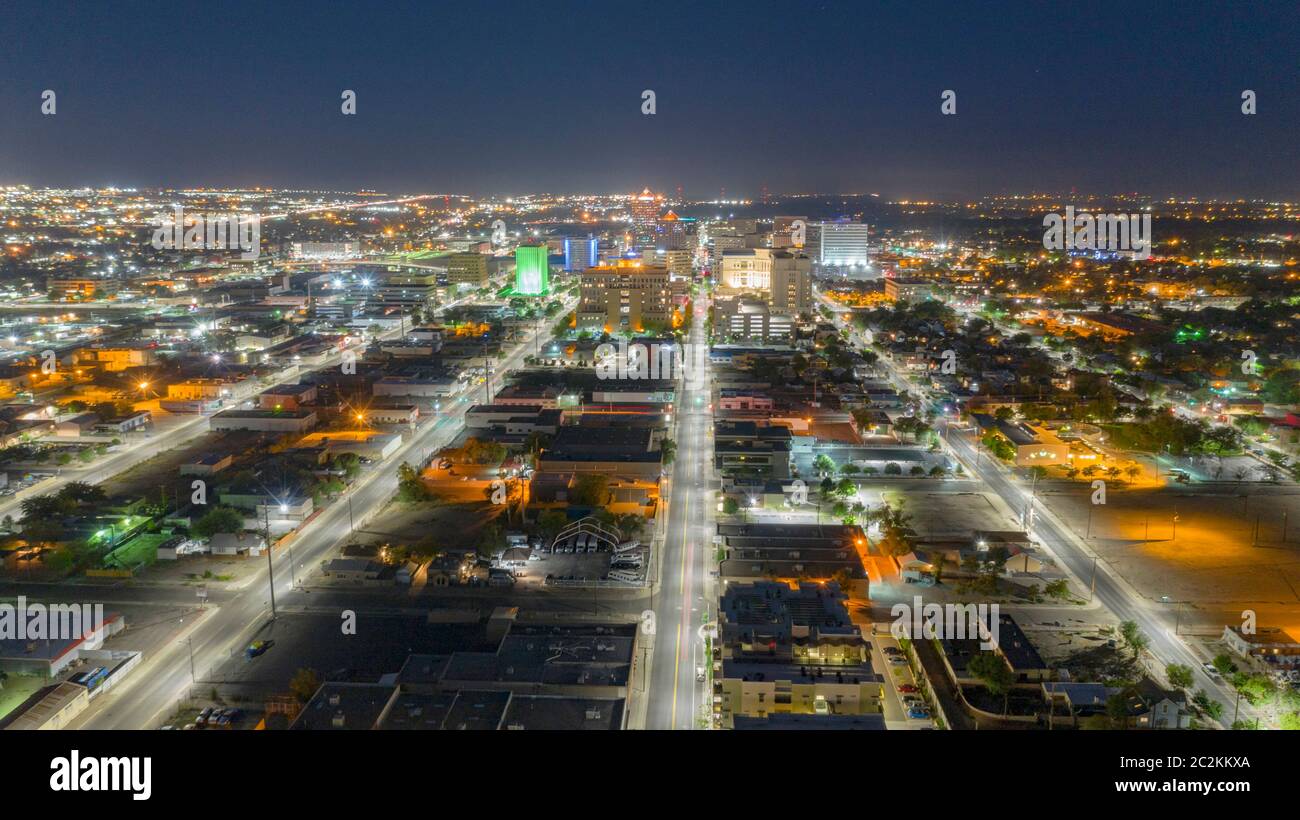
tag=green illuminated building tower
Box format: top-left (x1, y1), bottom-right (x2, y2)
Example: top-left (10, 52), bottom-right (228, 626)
top-left (514, 244), bottom-right (550, 296)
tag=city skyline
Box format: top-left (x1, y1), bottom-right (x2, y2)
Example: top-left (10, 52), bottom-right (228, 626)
top-left (2, 1), bottom-right (1298, 199)
top-left (2, 2), bottom-right (1299, 800)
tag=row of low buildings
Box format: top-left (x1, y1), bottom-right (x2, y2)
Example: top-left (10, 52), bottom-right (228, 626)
top-left (290, 617), bottom-right (634, 730)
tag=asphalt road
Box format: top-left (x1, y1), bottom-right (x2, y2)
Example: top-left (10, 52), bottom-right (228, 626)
top-left (646, 295), bottom-right (714, 730)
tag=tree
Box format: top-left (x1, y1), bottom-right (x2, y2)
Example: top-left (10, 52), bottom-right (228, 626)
top-left (722, 497), bottom-right (740, 515)
top-left (536, 509), bottom-right (568, 543)
top-left (931, 553), bottom-right (948, 585)
top-left (616, 513), bottom-right (647, 538)
top-left (659, 438), bottom-right (676, 466)
top-left (1212, 653), bottom-right (1239, 677)
top-left (967, 651), bottom-right (1014, 714)
top-left (570, 474), bottom-right (611, 507)
top-left (334, 452), bottom-right (362, 480)
top-left (60, 482), bottom-right (105, 505)
top-left (462, 437), bottom-right (507, 465)
top-left (1044, 578), bottom-right (1070, 600)
top-left (884, 462), bottom-right (902, 475)
top-left (192, 507), bottom-right (245, 539)
top-left (1106, 690), bottom-right (1134, 729)
top-left (813, 454), bottom-right (835, 476)
top-left (289, 668), bottom-right (322, 703)
top-left (21, 494), bottom-right (68, 521)
top-left (1165, 663), bottom-right (1194, 691)
top-left (1119, 620), bottom-right (1149, 659)
top-left (396, 462), bottom-right (430, 502)
top-left (1193, 690), bottom-right (1224, 721)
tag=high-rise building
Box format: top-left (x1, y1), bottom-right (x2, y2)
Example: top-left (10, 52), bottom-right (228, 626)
top-left (577, 259), bottom-right (672, 333)
top-left (772, 216), bottom-right (808, 249)
top-left (769, 250), bottom-right (812, 315)
top-left (631, 189), bottom-right (663, 253)
top-left (659, 210), bottom-right (696, 250)
top-left (563, 236), bottom-right (599, 272)
top-left (718, 248), bottom-right (811, 315)
top-left (370, 271), bottom-right (441, 311)
top-left (446, 252), bottom-right (489, 289)
top-left (663, 249), bottom-right (694, 278)
top-left (514, 244), bottom-right (550, 295)
top-left (719, 248), bottom-right (773, 291)
top-left (817, 221), bottom-right (871, 269)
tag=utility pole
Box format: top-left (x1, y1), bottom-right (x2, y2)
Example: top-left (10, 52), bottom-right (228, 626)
top-left (1089, 556), bottom-right (1097, 602)
top-left (263, 504), bottom-right (277, 619)
top-left (185, 636), bottom-right (195, 683)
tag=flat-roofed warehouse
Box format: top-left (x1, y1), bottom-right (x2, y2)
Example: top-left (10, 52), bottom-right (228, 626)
top-left (715, 522), bottom-right (869, 597)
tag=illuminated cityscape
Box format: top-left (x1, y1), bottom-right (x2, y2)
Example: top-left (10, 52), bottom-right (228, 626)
top-left (0, 0), bottom-right (1296, 804)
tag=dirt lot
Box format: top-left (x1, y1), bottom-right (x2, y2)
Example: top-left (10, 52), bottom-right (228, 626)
top-left (875, 487), bottom-right (1020, 537)
top-left (107, 429), bottom-right (266, 502)
top-left (355, 496), bottom-right (503, 553)
top-left (1039, 484), bottom-right (1300, 637)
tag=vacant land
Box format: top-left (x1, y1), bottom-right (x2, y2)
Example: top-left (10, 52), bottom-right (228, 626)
top-left (1040, 484), bottom-right (1300, 637)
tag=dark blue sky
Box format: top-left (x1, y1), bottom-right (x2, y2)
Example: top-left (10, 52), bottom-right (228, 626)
top-left (1, 0), bottom-right (1296, 199)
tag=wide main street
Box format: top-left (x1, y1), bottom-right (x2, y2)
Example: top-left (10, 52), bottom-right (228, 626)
top-left (64, 296), bottom-right (574, 729)
top-left (646, 294), bottom-right (715, 730)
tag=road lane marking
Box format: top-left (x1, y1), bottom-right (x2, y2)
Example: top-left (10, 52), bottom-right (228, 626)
top-left (669, 456), bottom-right (692, 728)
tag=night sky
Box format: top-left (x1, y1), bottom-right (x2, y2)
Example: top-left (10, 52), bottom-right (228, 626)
top-left (1, 0), bottom-right (1297, 199)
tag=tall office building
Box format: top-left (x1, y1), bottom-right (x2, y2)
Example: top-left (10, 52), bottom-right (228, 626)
top-left (718, 248), bottom-right (811, 315)
top-left (659, 210), bottom-right (696, 251)
top-left (631, 189), bottom-right (663, 253)
top-left (769, 250), bottom-right (813, 315)
top-left (577, 259), bottom-right (672, 333)
top-left (370, 271), bottom-right (441, 311)
top-left (514, 244), bottom-right (550, 295)
top-left (663, 248), bottom-right (694, 278)
top-left (446, 252), bottom-right (489, 289)
top-left (564, 236), bottom-right (599, 272)
top-left (772, 216), bottom-right (808, 249)
top-left (719, 248), bottom-right (773, 291)
top-left (817, 221), bottom-right (871, 269)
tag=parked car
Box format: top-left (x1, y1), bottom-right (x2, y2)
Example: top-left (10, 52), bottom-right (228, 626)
top-left (897, 683), bottom-right (919, 694)
top-left (907, 705), bottom-right (931, 720)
